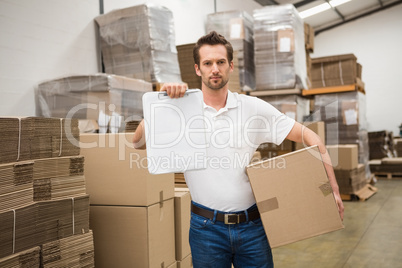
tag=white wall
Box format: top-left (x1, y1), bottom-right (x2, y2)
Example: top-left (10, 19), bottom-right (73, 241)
top-left (0, 0), bottom-right (100, 116)
top-left (312, 4), bottom-right (402, 135)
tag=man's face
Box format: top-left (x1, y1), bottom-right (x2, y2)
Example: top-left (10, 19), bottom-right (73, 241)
top-left (195, 44), bottom-right (233, 91)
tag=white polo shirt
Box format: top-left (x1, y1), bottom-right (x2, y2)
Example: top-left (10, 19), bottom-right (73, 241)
top-left (184, 90), bottom-right (295, 212)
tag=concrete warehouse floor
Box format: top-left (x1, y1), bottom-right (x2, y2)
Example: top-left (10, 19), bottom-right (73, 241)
top-left (272, 178), bottom-right (402, 268)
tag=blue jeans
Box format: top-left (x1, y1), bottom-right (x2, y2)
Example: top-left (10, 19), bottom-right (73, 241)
top-left (189, 201), bottom-right (273, 268)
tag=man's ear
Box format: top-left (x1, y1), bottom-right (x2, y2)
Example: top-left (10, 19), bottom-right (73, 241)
top-left (195, 64), bottom-right (201, 77)
top-left (229, 61), bottom-right (234, 73)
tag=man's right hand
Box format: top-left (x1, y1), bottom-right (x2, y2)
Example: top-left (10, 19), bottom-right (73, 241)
top-left (160, 83), bottom-right (188, 98)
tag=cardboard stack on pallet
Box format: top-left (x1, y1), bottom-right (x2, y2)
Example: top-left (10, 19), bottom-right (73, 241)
top-left (95, 4), bottom-right (182, 83)
top-left (176, 43), bottom-right (201, 90)
top-left (326, 144), bottom-right (372, 197)
top-left (36, 74), bottom-right (152, 133)
top-left (80, 133), bottom-right (178, 268)
top-left (312, 92), bottom-right (376, 199)
top-left (394, 138), bottom-right (402, 157)
top-left (253, 4), bottom-right (308, 90)
top-left (310, 54), bottom-right (362, 89)
top-left (206, 10), bottom-right (256, 92)
top-left (256, 95), bottom-right (310, 158)
top-left (0, 117), bottom-right (94, 267)
top-left (368, 130), bottom-right (396, 159)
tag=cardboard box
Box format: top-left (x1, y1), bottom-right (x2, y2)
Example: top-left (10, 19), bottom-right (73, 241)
top-left (177, 254), bottom-right (192, 268)
top-left (174, 189), bottom-right (191, 261)
top-left (80, 133), bottom-right (174, 206)
top-left (246, 146), bottom-right (344, 248)
top-left (90, 199), bottom-right (176, 268)
top-left (295, 121), bottom-right (325, 150)
top-left (334, 164), bottom-right (367, 194)
top-left (326, 144), bottom-right (358, 170)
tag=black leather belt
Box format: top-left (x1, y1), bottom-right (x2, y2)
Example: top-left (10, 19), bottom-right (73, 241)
top-left (191, 203), bottom-right (260, 224)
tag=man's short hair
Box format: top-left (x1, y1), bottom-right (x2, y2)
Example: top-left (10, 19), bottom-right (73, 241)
top-left (193, 31), bottom-right (233, 66)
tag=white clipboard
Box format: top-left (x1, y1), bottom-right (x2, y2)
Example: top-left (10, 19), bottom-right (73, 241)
top-left (142, 89), bottom-right (207, 174)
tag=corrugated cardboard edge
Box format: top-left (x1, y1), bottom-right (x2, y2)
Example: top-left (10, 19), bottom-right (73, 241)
top-left (355, 184), bottom-right (378, 201)
top-left (247, 145), bottom-right (320, 169)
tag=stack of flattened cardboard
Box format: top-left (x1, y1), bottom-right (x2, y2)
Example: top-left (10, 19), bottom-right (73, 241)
top-left (41, 231), bottom-right (94, 268)
top-left (0, 195), bottom-right (90, 259)
top-left (311, 54), bottom-right (362, 88)
top-left (368, 130), bottom-right (395, 159)
top-left (253, 4), bottom-right (308, 90)
top-left (36, 74), bottom-right (152, 127)
top-left (259, 95), bottom-right (310, 122)
top-left (176, 43), bottom-right (201, 90)
top-left (369, 158), bottom-right (402, 174)
top-left (0, 117), bottom-right (80, 164)
top-left (95, 4), bottom-right (181, 83)
top-left (0, 117), bottom-right (94, 267)
top-left (80, 133), bottom-right (176, 268)
top-left (327, 145), bottom-right (368, 194)
top-left (0, 161), bottom-right (34, 212)
top-left (0, 246), bottom-right (40, 268)
top-left (33, 156), bottom-right (86, 201)
top-left (394, 138), bottom-right (402, 157)
top-left (206, 10), bottom-right (255, 91)
top-left (314, 91), bottom-right (370, 179)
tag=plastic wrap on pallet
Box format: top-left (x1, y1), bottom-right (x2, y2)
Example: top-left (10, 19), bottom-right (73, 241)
top-left (95, 4), bottom-right (181, 83)
top-left (36, 74), bottom-right (152, 132)
top-left (253, 4), bottom-right (308, 90)
top-left (206, 10), bottom-right (255, 91)
top-left (313, 91), bottom-right (370, 178)
top-left (258, 95), bottom-right (309, 122)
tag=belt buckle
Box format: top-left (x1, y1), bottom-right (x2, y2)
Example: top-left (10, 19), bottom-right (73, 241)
top-left (224, 214), bottom-right (239, 224)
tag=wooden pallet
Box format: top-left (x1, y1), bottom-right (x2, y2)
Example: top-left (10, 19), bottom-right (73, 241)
top-left (302, 78), bottom-right (365, 96)
top-left (340, 184), bottom-right (378, 201)
top-left (374, 172), bottom-right (402, 179)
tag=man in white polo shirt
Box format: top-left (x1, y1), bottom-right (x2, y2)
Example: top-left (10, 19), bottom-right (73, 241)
top-left (133, 31), bottom-right (344, 268)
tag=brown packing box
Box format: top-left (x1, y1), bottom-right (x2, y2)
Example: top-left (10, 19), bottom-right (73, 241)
top-left (80, 133), bottom-right (174, 206)
top-left (168, 262), bottom-right (178, 268)
top-left (326, 144), bottom-right (358, 170)
top-left (246, 146), bottom-right (344, 248)
top-left (90, 199), bottom-right (176, 268)
top-left (295, 121), bottom-right (325, 150)
top-left (311, 54), bottom-right (359, 88)
top-left (177, 254), bottom-right (193, 268)
top-left (174, 188), bottom-right (191, 261)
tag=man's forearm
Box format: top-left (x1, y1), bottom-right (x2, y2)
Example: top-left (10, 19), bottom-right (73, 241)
top-left (133, 119), bottom-right (146, 149)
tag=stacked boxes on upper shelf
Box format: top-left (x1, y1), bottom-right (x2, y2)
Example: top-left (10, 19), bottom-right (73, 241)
top-left (36, 74), bottom-right (152, 133)
top-left (0, 117), bottom-right (95, 267)
top-left (253, 4), bottom-right (308, 90)
top-left (80, 133), bottom-right (176, 268)
top-left (95, 4), bottom-right (182, 83)
top-left (206, 10), bottom-right (255, 92)
top-left (310, 54), bottom-right (363, 89)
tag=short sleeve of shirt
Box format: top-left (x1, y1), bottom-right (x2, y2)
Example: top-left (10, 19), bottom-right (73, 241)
top-left (253, 97), bottom-right (296, 146)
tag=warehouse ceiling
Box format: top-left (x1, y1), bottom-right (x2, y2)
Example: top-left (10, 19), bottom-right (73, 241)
top-left (254, 0), bottom-right (402, 35)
